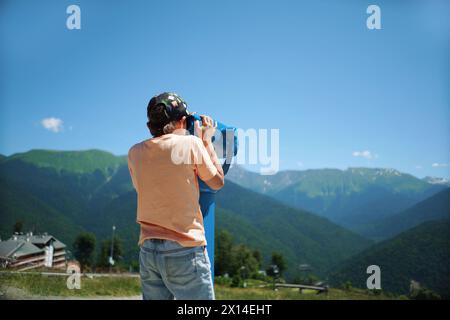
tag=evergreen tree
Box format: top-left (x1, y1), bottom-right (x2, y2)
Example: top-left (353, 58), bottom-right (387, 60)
top-left (215, 230), bottom-right (234, 275)
top-left (252, 249), bottom-right (262, 270)
top-left (73, 232), bottom-right (96, 271)
top-left (230, 244), bottom-right (259, 278)
top-left (269, 252), bottom-right (287, 277)
top-left (13, 221), bottom-right (23, 234)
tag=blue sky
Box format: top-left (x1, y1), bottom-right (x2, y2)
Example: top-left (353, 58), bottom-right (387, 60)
top-left (1, 0), bottom-right (449, 178)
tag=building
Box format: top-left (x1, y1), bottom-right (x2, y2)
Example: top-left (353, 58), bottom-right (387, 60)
top-left (0, 232), bottom-right (66, 271)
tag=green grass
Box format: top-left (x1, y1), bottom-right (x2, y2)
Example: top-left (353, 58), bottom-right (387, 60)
top-left (0, 273), bottom-right (404, 300)
top-left (0, 273), bottom-right (141, 298)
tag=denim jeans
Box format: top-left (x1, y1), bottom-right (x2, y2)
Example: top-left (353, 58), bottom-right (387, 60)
top-left (139, 239), bottom-right (215, 300)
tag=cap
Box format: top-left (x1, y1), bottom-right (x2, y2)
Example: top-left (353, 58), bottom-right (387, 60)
top-left (146, 92), bottom-right (192, 136)
top-left (147, 92), bottom-right (190, 123)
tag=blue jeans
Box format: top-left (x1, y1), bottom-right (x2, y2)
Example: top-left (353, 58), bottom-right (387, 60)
top-left (139, 239), bottom-right (215, 300)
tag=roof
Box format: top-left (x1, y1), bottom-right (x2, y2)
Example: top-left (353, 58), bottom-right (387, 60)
top-left (13, 234), bottom-right (52, 245)
top-left (0, 240), bottom-right (43, 259)
top-left (12, 241), bottom-right (43, 258)
top-left (0, 233), bottom-right (66, 259)
top-left (0, 240), bottom-right (23, 258)
top-left (10, 234), bottom-right (66, 248)
top-left (53, 239), bottom-right (66, 250)
top-left (28, 235), bottom-right (54, 245)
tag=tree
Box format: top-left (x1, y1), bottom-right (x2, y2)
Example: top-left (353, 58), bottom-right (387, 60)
top-left (231, 273), bottom-right (243, 288)
top-left (13, 221), bottom-right (23, 234)
top-left (73, 232), bottom-right (96, 271)
top-left (252, 249), bottom-right (262, 270)
top-left (215, 230), bottom-right (234, 276)
top-left (215, 230), bottom-right (264, 280)
top-left (98, 236), bottom-right (123, 268)
top-left (230, 244), bottom-right (259, 278)
top-left (268, 252), bottom-right (287, 277)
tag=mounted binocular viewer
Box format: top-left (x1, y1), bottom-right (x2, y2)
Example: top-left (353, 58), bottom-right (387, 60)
top-left (186, 113), bottom-right (239, 174)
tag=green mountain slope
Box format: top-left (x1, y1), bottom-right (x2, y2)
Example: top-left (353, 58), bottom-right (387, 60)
top-left (0, 150), bottom-right (372, 279)
top-left (331, 220), bottom-right (450, 298)
top-left (0, 151), bottom-right (131, 259)
top-left (226, 166), bottom-right (445, 236)
top-left (225, 165), bottom-right (303, 194)
top-left (5, 149), bottom-right (126, 175)
top-left (1, 149), bottom-right (447, 291)
top-left (363, 188), bottom-right (450, 240)
top-left (0, 176), bottom-right (85, 244)
top-left (78, 180), bottom-right (374, 279)
top-left (215, 181), bottom-right (373, 278)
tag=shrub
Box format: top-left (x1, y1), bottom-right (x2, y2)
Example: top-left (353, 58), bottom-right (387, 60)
top-left (231, 274), bottom-right (243, 288)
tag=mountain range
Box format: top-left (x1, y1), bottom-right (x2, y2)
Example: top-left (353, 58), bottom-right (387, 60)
top-left (0, 149), bottom-right (370, 278)
top-left (422, 176), bottom-right (450, 186)
top-left (226, 165), bottom-right (447, 238)
top-left (1, 149), bottom-right (449, 296)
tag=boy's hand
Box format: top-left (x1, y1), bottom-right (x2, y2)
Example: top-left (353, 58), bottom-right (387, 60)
top-left (194, 115), bottom-right (217, 142)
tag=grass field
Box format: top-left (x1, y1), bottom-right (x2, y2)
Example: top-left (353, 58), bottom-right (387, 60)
top-left (0, 273), bottom-right (403, 300)
top-left (0, 273), bottom-right (141, 298)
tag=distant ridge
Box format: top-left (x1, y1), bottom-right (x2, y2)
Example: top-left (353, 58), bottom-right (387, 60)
top-left (422, 176), bottom-right (450, 187)
top-left (4, 149), bottom-right (126, 175)
top-left (363, 187), bottom-right (450, 240)
top-left (226, 165), bottom-right (447, 237)
top-left (331, 220), bottom-right (450, 298)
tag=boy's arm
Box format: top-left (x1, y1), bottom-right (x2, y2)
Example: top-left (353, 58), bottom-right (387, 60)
top-left (202, 139), bottom-right (225, 190)
top-left (194, 116), bottom-right (225, 190)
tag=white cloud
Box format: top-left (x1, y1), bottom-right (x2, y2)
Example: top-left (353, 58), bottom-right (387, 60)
top-left (41, 117), bottom-right (63, 133)
top-left (297, 161), bottom-right (304, 167)
top-left (352, 150), bottom-right (375, 160)
top-left (432, 163), bottom-right (448, 168)
top-left (415, 165), bottom-right (423, 169)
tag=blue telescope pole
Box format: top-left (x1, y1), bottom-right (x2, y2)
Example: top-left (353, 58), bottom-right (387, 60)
top-left (199, 182), bottom-right (217, 278)
top-left (193, 119), bottom-right (238, 282)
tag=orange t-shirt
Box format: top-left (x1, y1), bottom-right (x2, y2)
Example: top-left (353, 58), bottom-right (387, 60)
top-left (128, 131), bottom-right (218, 247)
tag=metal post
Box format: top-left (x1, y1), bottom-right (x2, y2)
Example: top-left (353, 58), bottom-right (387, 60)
top-left (199, 188), bottom-right (215, 279)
